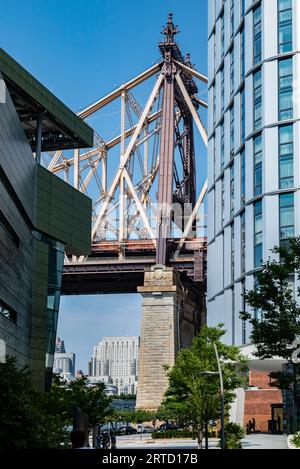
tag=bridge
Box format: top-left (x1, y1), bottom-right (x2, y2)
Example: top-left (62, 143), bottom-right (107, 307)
top-left (45, 14), bottom-right (208, 409)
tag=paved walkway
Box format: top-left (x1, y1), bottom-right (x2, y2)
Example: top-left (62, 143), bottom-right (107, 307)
top-left (241, 433), bottom-right (288, 449)
top-left (117, 433), bottom-right (288, 450)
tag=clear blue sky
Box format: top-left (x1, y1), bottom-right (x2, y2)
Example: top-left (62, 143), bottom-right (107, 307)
top-left (0, 0), bottom-right (208, 372)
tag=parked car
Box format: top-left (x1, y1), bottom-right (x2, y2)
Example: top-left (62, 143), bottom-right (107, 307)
top-left (158, 423), bottom-right (179, 432)
top-left (137, 425), bottom-right (155, 433)
top-left (119, 425), bottom-right (137, 435)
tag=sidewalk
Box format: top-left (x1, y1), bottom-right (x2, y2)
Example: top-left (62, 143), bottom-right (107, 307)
top-left (117, 433), bottom-right (288, 450)
top-left (241, 433), bottom-right (288, 449)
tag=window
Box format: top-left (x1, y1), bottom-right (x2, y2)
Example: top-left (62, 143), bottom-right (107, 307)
top-left (241, 211), bottom-right (246, 275)
top-left (232, 287), bottom-right (235, 344)
top-left (241, 279), bottom-right (246, 345)
top-left (241, 28), bottom-right (245, 80)
top-left (241, 0), bottom-right (245, 17)
top-left (0, 299), bottom-right (17, 323)
top-left (213, 86), bottom-right (216, 127)
top-left (253, 4), bottom-right (262, 65)
top-left (254, 275), bottom-right (263, 320)
top-left (254, 200), bottom-right (263, 268)
top-left (214, 33), bottom-right (217, 72)
top-left (221, 177), bottom-right (225, 226)
top-left (254, 134), bottom-right (263, 196)
top-left (221, 66), bottom-right (225, 112)
top-left (230, 105), bottom-right (234, 154)
top-left (231, 223), bottom-right (235, 282)
top-left (241, 88), bottom-right (245, 143)
top-left (279, 125), bottom-right (294, 189)
top-left (214, 188), bottom-right (216, 236)
top-left (231, 0), bottom-right (235, 38)
top-left (279, 58), bottom-right (293, 121)
top-left (230, 163), bottom-right (235, 217)
top-left (278, 0), bottom-right (293, 53)
top-left (213, 143), bottom-right (216, 180)
top-left (241, 149), bottom-right (246, 205)
top-left (230, 48), bottom-right (235, 97)
top-left (279, 192), bottom-right (294, 248)
top-left (253, 69), bottom-right (262, 130)
top-left (221, 121), bottom-right (225, 171)
top-left (221, 13), bottom-right (225, 57)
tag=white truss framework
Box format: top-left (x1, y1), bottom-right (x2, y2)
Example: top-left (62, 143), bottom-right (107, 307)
top-left (45, 60), bottom-right (208, 259)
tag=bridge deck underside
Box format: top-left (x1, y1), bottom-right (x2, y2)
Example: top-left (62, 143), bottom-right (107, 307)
top-left (62, 239), bottom-right (207, 295)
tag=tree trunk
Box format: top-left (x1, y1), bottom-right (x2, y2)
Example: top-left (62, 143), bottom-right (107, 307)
top-left (92, 425), bottom-right (98, 448)
top-left (205, 421), bottom-right (209, 449)
top-left (197, 427), bottom-right (203, 449)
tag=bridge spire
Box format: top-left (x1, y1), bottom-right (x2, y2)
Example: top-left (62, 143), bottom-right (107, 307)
top-left (162, 13), bottom-right (179, 44)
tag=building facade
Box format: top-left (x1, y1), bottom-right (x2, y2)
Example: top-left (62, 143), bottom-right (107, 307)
top-left (53, 338), bottom-right (75, 380)
top-left (90, 336), bottom-right (139, 395)
top-left (207, 0), bottom-right (300, 345)
top-left (0, 48), bottom-right (93, 391)
top-left (55, 337), bottom-right (66, 354)
top-left (53, 353), bottom-right (75, 381)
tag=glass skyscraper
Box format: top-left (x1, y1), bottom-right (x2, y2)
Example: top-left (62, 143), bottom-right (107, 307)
top-left (207, 0), bottom-right (299, 345)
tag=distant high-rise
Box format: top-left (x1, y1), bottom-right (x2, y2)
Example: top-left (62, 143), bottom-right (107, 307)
top-left (53, 338), bottom-right (75, 380)
top-left (90, 336), bottom-right (139, 395)
top-left (55, 337), bottom-right (66, 354)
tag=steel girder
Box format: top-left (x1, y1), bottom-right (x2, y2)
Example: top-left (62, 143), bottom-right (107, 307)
top-left (45, 14), bottom-right (208, 269)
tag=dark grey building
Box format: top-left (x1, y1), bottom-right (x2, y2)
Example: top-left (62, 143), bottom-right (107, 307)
top-left (0, 48), bottom-right (93, 391)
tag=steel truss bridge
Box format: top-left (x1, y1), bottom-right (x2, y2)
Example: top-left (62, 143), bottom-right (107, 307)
top-left (44, 14), bottom-right (208, 297)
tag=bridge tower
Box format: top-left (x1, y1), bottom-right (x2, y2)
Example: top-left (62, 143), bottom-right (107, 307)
top-left (46, 14), bottom-right (208, 410)
top-left (136, 15), bottom-right (207, 409)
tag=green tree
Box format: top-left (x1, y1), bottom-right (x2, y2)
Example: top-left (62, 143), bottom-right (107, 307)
top-left (0, 357), bottom-right (43, 449)
top-left (55, 376), bottom-right (112, 427)
top-left (0, 358), bottom-right (113, 448)
top-left (160, 326), bottom-right (246, 449)
top-left (240, 238), bottom-right (300, 362)
top-left (0, 358), bottom-right (68, 449)
top-left (113, 409), bottom-right (156, 425)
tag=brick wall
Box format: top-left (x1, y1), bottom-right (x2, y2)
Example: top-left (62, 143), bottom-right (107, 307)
top-left (244, 371), bottom-right (282, 432)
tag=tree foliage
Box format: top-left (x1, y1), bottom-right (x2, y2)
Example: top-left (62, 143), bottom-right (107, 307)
top-left (159, 326), bottom-right (246, 448)
top-left (50, 375), bottom-right (112, 427)
top-left (0, 358), bottom-right (112, 449)
top-left (240, 238), bottom-right (300, 360)
top-left (113, 409), bottom-right (156, 425)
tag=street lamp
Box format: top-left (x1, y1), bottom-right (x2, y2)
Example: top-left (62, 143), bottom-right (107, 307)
top-left (214, 343), bottom-right (225, 451)
top-left (199, 343), bottom-right (225, 450)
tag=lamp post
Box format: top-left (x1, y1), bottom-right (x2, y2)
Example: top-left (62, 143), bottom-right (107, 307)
top-left (213, 343), bottom-right (225, 450)
top-left (199, 343), bottom-right (225, 450)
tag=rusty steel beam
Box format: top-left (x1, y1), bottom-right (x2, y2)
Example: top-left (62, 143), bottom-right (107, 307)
top-left (156, 59), bottom-right (176, 265)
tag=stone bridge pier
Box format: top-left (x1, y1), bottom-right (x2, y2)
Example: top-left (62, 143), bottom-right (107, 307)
top-left (136, 264), bottom-right (205, 410)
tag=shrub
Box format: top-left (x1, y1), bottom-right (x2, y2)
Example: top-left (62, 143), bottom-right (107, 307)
top-left (152, 430), bottom-right (194, 439)
top-left (291, 432), bottom-right (300, 448)
top-left (218, 423), bottom-right (244, 450)
top-left (152, 429), bottom-right (217, 439)
top-left (224, 422), bottom-right (245, 440)
top-left (225, 433), bottom-right (242, 449)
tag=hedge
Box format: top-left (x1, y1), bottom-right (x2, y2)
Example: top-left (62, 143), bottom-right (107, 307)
top-left (152, 430), bottom-right (217, 439)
